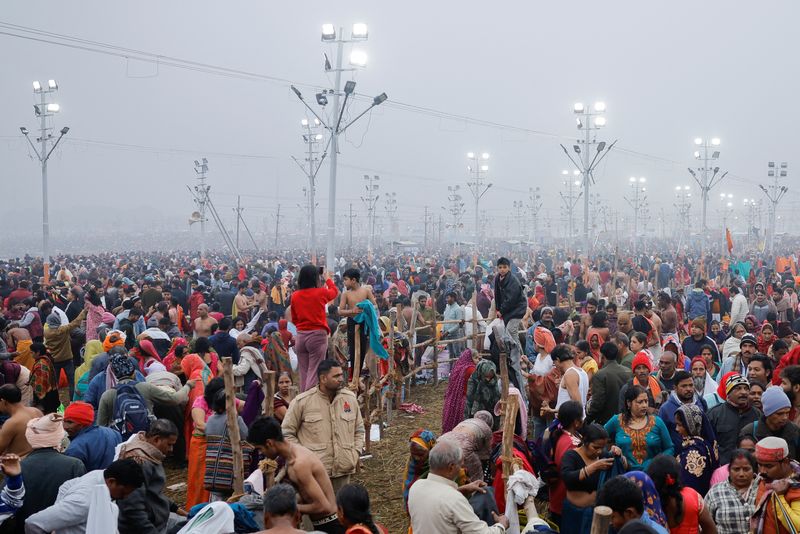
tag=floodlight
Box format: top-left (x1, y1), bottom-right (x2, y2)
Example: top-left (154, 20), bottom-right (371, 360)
top-left (60, 127), bottom-right (69, 135)
top-left (573, 170), bottom-right (580, 176)
top-left (576, 118), bottom-right (583, 129)
top-left (19, 127), bottom-right (28, 135)
top-left (316, 93), bottom-right (328, 106)
top-left (562, 170), bottom-right (569, 175)
top-left (480, 165), bottom-right (489, 172)
top-left (315, 134), bottom-right (323, 140)
top-left (675, 186), bottom-right (681, 191)
top-left (344, 80), bottom-right (356, 95)
top-left (597, 141), bottom-right (606, 152)
top-left (781, 162), bottom-right (788, 168)
top-left (573, 102), bottom-right (585, 113)
top-left (291, 85), bottom-right (302, 98)
top-left (768, 170), bottom-right (775, 177)
top-left (349, 50), bottom-right (368, 67)
top-left (629, 177), bottom-right (636, 182)
top-left (351, 23), bottom-right (368, 40)
top-left (372, 93), bottom-right (387, 105)
top-left (711, 138), bottom-right (721, 146)
top-left (574, 180), bottom-right (581, 186)
top-left (594, 116), bottom-right (607, 127)
top-left (46, 103), bottom-right (60, 112)
top-left (301, 119), bottom-right (309, 126)
top-left (314, 118), bottom-right (320, 126)
top-left (48, 79), bottom-right (57, 90)
top-left (780, 170), bottom-right (787, 177)
top-left (639, 177), bottom-right (646, 183)
top-left (573, 145), bottom-right (581, 154)
top-left (32, 81), bottom-right (41, 92)
top-left (594, 102), bottom-right (606, 112)
top-left (467, 152), bottom-right (475, 159)
top-left (712, 151), bottom-right (720, 159)
top-left (481, 152), bottom-right (490, 160)
top-left (768, 161), bottom-right (776, 168)
top-left (321, 24), bottom-right (336, 41)
top-left (694, 151), bottom-right (700, 159)
top-left (694, 138), bottom-right (703, 145)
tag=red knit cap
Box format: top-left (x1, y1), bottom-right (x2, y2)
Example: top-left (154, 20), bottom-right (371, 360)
top-left (690, 356), bottom-right (707, 370)
top-left (716, 371), bottom-right (738, 400)
top-left (631, 351), bottom-right (652, 373)
top-left (63, 401), bottom-right (95, 426)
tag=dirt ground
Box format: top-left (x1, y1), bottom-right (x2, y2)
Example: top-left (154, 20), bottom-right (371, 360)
top-left (162, 382), bottom-right (446, 531)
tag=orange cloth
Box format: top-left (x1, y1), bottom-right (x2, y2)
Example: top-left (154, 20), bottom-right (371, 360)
top-left (185, 434), bottom-right (209, 508)
top-left (533, 327), bottom-right (556, 354)
top-left (13, 339), bottom-right (34, 370)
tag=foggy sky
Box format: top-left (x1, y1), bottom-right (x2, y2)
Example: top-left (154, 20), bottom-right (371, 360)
top-left (3, 0), bottom-right (800, 253)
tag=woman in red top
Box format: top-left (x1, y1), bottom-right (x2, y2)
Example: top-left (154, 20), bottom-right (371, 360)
top-left (647, 454), bottom-right (716, 534)
top-left (291, 265), bottom-right (339, 391)
top-left (548, 400), bottom-right (584, 528)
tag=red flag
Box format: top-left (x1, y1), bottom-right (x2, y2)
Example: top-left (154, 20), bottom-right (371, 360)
top-left (726, 228), bottom-right (734, 254)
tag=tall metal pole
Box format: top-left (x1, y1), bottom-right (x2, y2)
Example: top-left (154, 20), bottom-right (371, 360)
top-left (325, 33), bottom-right (344, 272)
top-left (39, 91), bottom-right (50, 281)
top-left (760, 161), bottom-right (789, 255)
top-left (235, 195), bottom-right (241, 249)
top-left (274, 204), bottom-right (281, 248)
top-left (583, 119), bottom-right (591, 254)
top-left (424, 206), bottom-right (429, 248)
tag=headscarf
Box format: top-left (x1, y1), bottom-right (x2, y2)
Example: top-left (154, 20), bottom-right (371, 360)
top-left (675, 404), bottom-right (704, 437)
top-left (473, 410), bottom-right (494, 428)
top-left (533, 326), bottom-right (556, 355)
top-left (402, 429), bottom-right (437, 512)
top-left (441, 349), bottom-right (476, 434)
top-left (75, 340), bottom-right (104, 384)
top-left (25, 414), bottom-right (67, 450)
top-left (623, 471), bottom-right (668, 528)
top-left (110, 353), bottom-right (136, 380)
top-left (744, 314), bottom-right (760, 334)
top-left (45, 312), bottom-right (62, 330)
top-left (180, 354), bottom-right (211, 385)
top-left (103, 330), bottom-right (127, 353)
top-left (101, 312), bottom-right (116, 326)
top-left (132, 339), bottom-right (163, 373)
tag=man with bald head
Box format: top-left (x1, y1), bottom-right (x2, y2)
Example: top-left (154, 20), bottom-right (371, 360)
top-left (192, 303), bottom-right (217, 338)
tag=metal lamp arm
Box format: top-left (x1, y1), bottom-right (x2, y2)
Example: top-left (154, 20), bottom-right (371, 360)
top-left (22, 133), bottom-right (42, 161)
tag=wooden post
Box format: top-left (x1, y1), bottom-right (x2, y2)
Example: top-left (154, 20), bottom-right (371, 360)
top-left (222, 357), bottom-right (244, 495)
top-left (590, 506), bottom-right (612, 534)
top-left (493, 324), bottom-right (510, 408)
top-left (432, 338), bottom-right (439, 386)
top-left (350, 325), bottom-right (362, 391)
top-left (261, 369), bottom-right (275, 417)
top-left (364, 369), bottom-right (372, 454)
top-left (471, 293), bottom-right (479, 351)
top-left (386, 309), bottom-right (396, 427)
top-left (501, 394), bottom-right (519, 481)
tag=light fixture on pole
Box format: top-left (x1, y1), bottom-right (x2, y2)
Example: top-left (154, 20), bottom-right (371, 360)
top-left (760, 161), bottom-right (789, 254)
top-left (624, 177), bottom-right (647, 255)
top-left (385, 192), bottom-right (398, 242)
top-left (291, 117), bottom-right (327, 264)
top-left (673, 185), bottom-right (692, 242)
top-left (290, 22), bottom-right (388, 272)
top-left (443, 185), bottom-right (466, 241)
top-left (742, 197), bottom-right (761, 247)
top-left (561, 101), bottom-right (617, 255)
top-left (527, 186), bottom-right (543, 243)
top-left (559, 170), bottom-right (583, 243)
top-left (20, 79), bottom-right (69, 285)
top-left (466, 151), bottom-right (492, 245)
top-left (688, 136), bottom-right (727, 238)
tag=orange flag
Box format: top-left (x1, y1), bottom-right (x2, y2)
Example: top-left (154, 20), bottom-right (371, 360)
top-left (726, 228), bottom-right (734, 254)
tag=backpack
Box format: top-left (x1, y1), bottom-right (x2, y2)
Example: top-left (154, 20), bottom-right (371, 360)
top-left (111, 382), bottom-right (152, 439)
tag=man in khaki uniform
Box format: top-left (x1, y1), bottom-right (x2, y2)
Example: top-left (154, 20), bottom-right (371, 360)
top-left (281, 359), bottom-right (364, 491)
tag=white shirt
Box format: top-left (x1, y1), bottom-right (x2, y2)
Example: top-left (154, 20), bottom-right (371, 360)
top-left (409, 473), bottom-right (505, 534)
top-left (555, 366), bottom-right (589, 414)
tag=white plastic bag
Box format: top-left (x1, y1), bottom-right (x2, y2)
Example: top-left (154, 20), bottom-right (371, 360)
top-left (85, 483), bottom-right (118, 533)
top-left (289, 347), bottom-right (298, 371)
top-left (177, 502), bottom-right (235, 534)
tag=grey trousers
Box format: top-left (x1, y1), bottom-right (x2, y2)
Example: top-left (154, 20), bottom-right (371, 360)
top-left (503, 318), bottom-right (528, 404)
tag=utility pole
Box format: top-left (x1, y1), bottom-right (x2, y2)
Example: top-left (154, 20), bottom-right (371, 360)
top-left (438, 214), bottom-right (443, 245)
top-left (624, 177), bottom-right (647, 255)
top-left (512, 201), bottom-right (525, 240)
top-left (443, 185), bottom-right (466, 241)
top-left (742, 198), bottom-right (760, 248)
top-left (291, 118), bottom-right (325, 263)
top-left (290, 23), bottom-right (387, 273)
top-left (274, 204), bottom-right (281, 248)
top-left (561, 101), bottom-right (615, 256)
top-left (423, 206), bottom-right (430, 249)
top-left (688, 137), bottom-right (727, 239)
top-left (193, 159), bottom-right (210, 260)
top-left (674, 185), bottom-right (692, 242)
top-left (20, 79), bottom-right (69, 286)
top-left (760, 161), bottom-right (789, 255)
top-left (527, 187), bottom-right (543, 243)
top-left (717, 193), bottom-right (734, 255)
top-left (559, 171), bottom-right (582, 241)
top-left (385, 192), bottom-right (398, 242)
top-left (234, 195), bottom-right (242, 249)
top-left (347, 203), bottom-right (356, 249)
top-left (361, 175), bottom-right (380, 255)
top-left (466, 151), bottom-right (492, 244)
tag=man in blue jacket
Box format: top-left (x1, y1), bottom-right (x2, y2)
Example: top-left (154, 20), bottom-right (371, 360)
top-left (685, 280), bottom-right (710, 327)
top-left (63, 401), bottom-right (122, 471)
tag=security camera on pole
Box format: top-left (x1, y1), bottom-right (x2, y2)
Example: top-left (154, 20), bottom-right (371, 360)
top-left (290, 23), bottom-right (388, 273)
top-left (560, 102), bottom-right (616, 256)
top-left (20, 79), bottom-right (69, 286)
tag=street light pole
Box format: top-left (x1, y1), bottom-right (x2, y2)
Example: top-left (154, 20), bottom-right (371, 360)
top-left (688, 137), bottom-right (727, 240)
top-left (291, 23), bottom-right (387, 273)
top-left (760, 161), bottom-right (789, 255)
top-left (466, 151), bottom-right (492, 244)
top-left (559, 170), bottom-right (582, 245)
top-left (624, 177), bottom-right (647, 256)
top-left (20, 80), bottom-right (69, 286)
top-left (361, 175), bottom-right (380, 256)
top-left (527, 187), bottom-right (543, 243)
top-left (561, 101), bottom-right (615, 257)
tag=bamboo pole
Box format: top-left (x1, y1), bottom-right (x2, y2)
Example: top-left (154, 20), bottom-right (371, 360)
top-left (350, 325), bottom-right (362, 391)
top-left (501, 395), bottom-right (519, 482)
top-left (222, 357), bottom-right (244, 495)
top-left (261, 369), bottom-right (275, 417)
top-left (471, 293), bottom-right (480, 351)
top-left (432, 338), bottom-right (439, 386)
top-left (590, 506), bottom-right (612, 534)
top-left (386, 309), bottom-right (396, 427)
top-left (364, 353), bottom-right (372, 454)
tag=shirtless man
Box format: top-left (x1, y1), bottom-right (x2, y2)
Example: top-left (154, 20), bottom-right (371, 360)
top-left (249, 417), bottom-right (342, 534)
top-left (338, 268), bottom-right (377, 377)
top-left (657, 291), bottom-right (678, 335)
top-left (0, 384), bottom-right (42, 457)
top-left (256, 484), bottom-right (305, 534)
top-left (234, 282), bottom-right (253, 320)
top-left (192, 303), bottom-right (217, 338)
top-left (579, 297), bottom-right (598, 340)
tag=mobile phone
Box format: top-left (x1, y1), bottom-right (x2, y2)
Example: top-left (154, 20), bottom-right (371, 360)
top-left (318, 267), bottom-right (324, 275)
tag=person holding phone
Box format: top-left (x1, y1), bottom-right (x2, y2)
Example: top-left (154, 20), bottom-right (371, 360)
top-left (291, 265), bottom-right (339, 391)
top-left (559, 423), bottom-right (626, 534)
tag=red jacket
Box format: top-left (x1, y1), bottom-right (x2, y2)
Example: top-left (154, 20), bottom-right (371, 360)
top-left (189, 291), bottom-right (205, 320)
top-left (290, 279), bottom-right (339, 333)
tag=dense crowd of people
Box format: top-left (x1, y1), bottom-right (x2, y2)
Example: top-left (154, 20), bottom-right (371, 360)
top-left (0, 247), bottom-right (798, 532)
